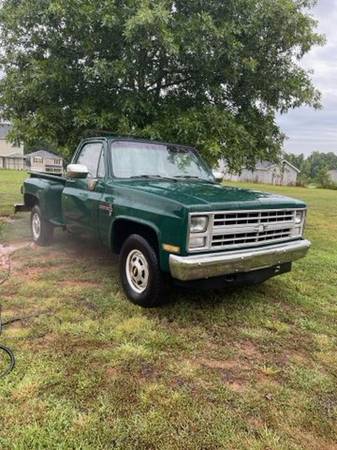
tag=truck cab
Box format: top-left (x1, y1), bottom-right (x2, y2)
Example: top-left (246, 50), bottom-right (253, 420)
top-left (21, 136), bottom-right (311, 307)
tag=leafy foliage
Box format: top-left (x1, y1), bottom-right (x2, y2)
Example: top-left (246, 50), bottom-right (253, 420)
top-left (0, 0), bottom-right (323, 166)
top-left (285, 151), bottom-right (337, 187)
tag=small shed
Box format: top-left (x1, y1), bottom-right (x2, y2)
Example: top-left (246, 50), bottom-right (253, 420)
top-left (219, 160), bottom-right (300, 186)
top-left (25, 150), bottom-right (63, 174)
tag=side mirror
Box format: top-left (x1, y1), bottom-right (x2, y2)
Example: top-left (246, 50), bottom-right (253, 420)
top-left (212, 171), bottom-right (224, 183)
top-left (66, 164), bottom-right (89, 179)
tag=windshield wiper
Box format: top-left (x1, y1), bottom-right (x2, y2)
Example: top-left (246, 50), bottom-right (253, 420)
top-left (174, 175), bottom-right (215, 184)
top-left (130, 175), bottom-right (177, 181)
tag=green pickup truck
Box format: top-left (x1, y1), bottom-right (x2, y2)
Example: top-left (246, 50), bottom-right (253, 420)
top-left (19, 136), bottom-right (311, 307)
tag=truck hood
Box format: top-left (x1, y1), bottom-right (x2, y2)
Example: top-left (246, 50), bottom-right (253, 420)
top-left (116, 179), bottom-right (306, 211)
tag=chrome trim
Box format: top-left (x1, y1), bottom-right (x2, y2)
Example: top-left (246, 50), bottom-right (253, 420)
top-left (170, 239), bottom-right (311, 281)
top-left (66, 163), bottom-right (89, 179)
top-left (187, 208), bottom-right (307, 253)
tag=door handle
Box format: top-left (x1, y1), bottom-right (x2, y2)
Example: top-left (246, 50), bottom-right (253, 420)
top-left (88, 179), bottom-right (98, 191)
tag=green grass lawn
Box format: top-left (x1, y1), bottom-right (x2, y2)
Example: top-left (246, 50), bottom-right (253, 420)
top-left (0, 169), bottom-right (27, 216)
top-left (0, 175), bottom-right (337, 449)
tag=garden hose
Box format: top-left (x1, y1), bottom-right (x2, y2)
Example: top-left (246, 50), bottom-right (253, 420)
top-left (0, 344), bottom-right (15, 378)
top-left (0, 254), bottom-right (16, 378)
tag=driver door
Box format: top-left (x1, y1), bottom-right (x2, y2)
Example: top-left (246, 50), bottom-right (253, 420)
top-left (62, 140), bottom-right (106, 237)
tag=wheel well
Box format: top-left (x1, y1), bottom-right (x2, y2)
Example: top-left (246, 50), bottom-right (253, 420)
top-left (24, 193), bottom-right (39, 209)
top-left (112, 219), bottom-right (159, 255)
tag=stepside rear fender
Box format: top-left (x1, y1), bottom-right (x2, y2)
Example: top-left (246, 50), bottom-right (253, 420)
top-left (23, 176), bottom-right (65, 226)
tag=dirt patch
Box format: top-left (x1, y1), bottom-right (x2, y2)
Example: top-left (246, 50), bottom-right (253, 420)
top-left (239, 340), bottom-right (261, 359)
top-left (0, 217), bottom-right (15, 224)
top-left (62, 280), bottom-right (101, 288)
top-left (32, 333), bottom-right (114, 354)
top-left (226, 379), bottom-right (248, 393)
top-left (0, 242), bottom-right (32, 257)
top-left (198, 358), bottom-right (238, 370)
top-left (14, 265), bottom-right (48, 282)
top-left (294, 430), bottom-right (337, 450)
top-left (219, 364), bottom-right (249, 392)
top-left (105, 366), bottom-right (119, 378)
top-left (138, 362), bottom-right (158, 380)
top-left (189, 356), bottom-right (250, 392)
top-left (247, 416), bottom-right (265, 429)
top-left (0, 242), bottom-right (33, 277)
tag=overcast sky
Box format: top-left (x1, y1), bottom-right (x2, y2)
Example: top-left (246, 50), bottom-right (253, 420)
top-left (277, 1), bottom-right (337, 155)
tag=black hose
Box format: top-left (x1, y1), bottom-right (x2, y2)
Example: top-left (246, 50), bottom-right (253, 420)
top-left (0, 344), bottom-right (15, 378)
top-left (0, 256), bottom-right (16, 378)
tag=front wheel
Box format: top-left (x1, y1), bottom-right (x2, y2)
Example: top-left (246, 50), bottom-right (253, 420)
top-left (119, 234), bottom-right (165, 307)
top-left (31, 205), bottom-right (54, 246)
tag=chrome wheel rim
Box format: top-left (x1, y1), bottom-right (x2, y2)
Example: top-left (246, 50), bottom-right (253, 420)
top-left (32, 212), bottom-right (41, 240)
top-left (126, 249), bottom-right (149, 294)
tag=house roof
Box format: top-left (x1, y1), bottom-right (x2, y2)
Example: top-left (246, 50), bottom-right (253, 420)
top-left (0, 123), bottom-right (11, 139)
top-left (255, 161), bottom-right (275, 170)
top-left (0, 152), bottom-right (24, 159)
top-left (8, 152), bottom-right (25, 158)
top-left (283, 160), bottom-right (301, 173)
top-left (255, 160), bottom-right (300, 173)
top-left (25, 150), bottom-right (61, 159)
top-left (221, 158), bottom-right (300, 174)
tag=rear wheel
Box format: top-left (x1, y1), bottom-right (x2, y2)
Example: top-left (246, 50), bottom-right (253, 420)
top-left (31, 205), bottom-right (54, 246)
top-left (120, 234), bottom-right (165, 307)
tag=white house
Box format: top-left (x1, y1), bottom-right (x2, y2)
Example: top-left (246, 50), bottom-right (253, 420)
top-left (25, 150), bottom-right (63, 174)
top-left (219, 160), bottom-right (300, 186)
top-left (0, 124), bottom-right (25, 170)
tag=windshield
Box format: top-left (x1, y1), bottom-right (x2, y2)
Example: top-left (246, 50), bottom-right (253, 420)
top-left (110, 141), bottom-right (214, 181)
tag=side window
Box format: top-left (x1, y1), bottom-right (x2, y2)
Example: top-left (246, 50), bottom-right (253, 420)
top-left (97, 150), bottom-right (105, 178)
top-left (76, 142), bottom-right (102, 177)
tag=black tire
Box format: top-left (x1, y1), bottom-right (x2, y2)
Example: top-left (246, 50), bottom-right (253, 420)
top-left (31, 205), bottom-right (54, 246)
top-left (119, 234), bottom-right (165, 307)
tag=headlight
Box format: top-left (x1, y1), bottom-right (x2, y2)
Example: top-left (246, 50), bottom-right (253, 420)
top-left (295, 210), bottom-right (304, 224)
top-left (189, 236), bottom-right (206, 249)
top-left (190, 216), bottom-right (209, 233)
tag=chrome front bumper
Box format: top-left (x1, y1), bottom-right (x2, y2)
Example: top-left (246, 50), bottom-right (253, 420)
top-left (169, 239), bottom-right (311, 281)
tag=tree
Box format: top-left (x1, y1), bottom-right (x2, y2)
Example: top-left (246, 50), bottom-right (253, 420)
top-left (0, 0), bottom-right (324, 167)
top-left (307, 151), bottom-right (337, 178)
top-left (316, 166), bottom-right (332, 188)
top-left (24, 140), bottom-right (58, 155)
top-left (284, 150), bottom-right (337, 186)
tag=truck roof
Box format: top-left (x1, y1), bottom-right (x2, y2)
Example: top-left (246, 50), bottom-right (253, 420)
top-left (81, 133), bottom-right (195, 150)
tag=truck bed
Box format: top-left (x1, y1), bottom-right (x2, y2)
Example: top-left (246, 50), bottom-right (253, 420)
top-left (18, 171), bottom-right (67, 226)
top-left (29, 171), bottom-right (67, 184)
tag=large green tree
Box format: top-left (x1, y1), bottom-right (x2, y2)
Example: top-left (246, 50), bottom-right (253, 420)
top-left (285, 150), bottom-right (337, 185)
top-left (0, 0), bottom-right (323, 167)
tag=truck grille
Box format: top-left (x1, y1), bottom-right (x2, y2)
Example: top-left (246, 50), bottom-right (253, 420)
top-left (188, 208), bottom-right (305, 253)
top-left (211, 210), bottom-right (296, 250)
top-left (213, 210), bottom-right (294, 227)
